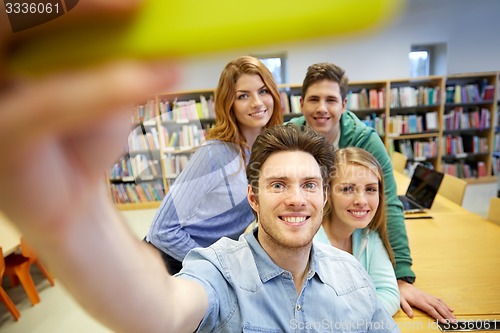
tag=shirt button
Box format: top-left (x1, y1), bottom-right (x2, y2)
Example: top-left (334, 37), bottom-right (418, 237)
top-left (296, 304), bottom-right (302, 311)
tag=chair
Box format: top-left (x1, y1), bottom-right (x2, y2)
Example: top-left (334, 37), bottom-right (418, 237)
top-left (391, 152), bottom-right (407, 173)
top-left (19, 237), bottom-right (55, 287)
top-left (4, 237), bottom-right (55, 306)
top-left (487, 197), bottom-right (500, 225)
top-left (437, 173), bottom-right (467, 206)
top-left (0, 247), bottom-right (21, 321)
top-left (4, 249), bottom-right (40, 306)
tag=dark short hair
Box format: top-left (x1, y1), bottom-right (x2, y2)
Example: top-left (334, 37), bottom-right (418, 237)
top-left (301, 62), bottom-right (349, 100)
top-left (246, 124), bottom-right (335, 198)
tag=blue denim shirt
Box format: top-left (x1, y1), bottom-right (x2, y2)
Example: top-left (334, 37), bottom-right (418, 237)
top-left (178, 230), bottom-right (400, 333)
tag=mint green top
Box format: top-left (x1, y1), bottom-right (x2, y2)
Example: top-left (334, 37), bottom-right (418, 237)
top-left (315, 227), bottom-right (400, 315)
top-left (289, 111), bottom-right (414, 279)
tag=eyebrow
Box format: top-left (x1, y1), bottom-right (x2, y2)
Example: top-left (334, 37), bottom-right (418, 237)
top-left (236, 85), bottom-right (267, 93)
top-left (265, 176), bottom-right (322, 182)
top-left (337, 182), bottom-right (379, 186)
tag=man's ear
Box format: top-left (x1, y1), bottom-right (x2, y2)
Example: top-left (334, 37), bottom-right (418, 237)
top-left (341, 97), bottom-right (348, 114)
top-left (299, 96), bottom-right (304, 109)
top-left (247, 184), bottom-right (259, 212)
top-left (323, 188), bottom-right (328, 208)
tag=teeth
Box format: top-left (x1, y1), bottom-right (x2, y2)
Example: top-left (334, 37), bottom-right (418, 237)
top-left (350, 211), bottom-right (368, 217)
top-left (282, 216), bottom-right (306, 223)
top-left (250, 111), bottom-right (265, 117)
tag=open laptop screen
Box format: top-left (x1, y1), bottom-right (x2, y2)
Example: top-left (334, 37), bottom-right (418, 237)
top-left (406, 164), bottom-right (444, 209)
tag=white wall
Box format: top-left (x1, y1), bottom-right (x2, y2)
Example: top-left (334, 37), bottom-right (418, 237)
top-left (174, 0), bottom-right (500, 91)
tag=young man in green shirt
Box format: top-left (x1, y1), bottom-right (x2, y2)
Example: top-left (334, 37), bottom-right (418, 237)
top-left (289, 62), bottom-right (455, 322)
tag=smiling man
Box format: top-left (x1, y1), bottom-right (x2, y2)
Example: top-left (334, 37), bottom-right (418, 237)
top-left (176, 124), bottom-right (398, 332)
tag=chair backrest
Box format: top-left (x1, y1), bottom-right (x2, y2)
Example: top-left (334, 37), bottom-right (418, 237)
top-left (487, 197), bottom-right (500, 225)
top-left (391, 152), bottom-right (407, 173)
top-left (437, 173), bottom-right (467, 206)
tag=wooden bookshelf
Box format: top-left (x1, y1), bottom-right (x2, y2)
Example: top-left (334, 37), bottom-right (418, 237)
top-left (108, 72), bottom-right (499, 209)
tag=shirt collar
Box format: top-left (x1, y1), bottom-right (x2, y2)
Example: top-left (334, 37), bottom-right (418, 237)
top-left (243, 230), bottom-right (322, 284)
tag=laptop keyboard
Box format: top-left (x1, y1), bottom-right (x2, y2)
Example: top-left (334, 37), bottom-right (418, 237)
top-left (399, 196), bottom-right (423, 211)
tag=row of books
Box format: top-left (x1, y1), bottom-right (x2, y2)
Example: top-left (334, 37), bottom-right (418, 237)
top-left (110, 181), bottom-right (165, 204)
top-left (128, 125), bottom-right (207, 152)
top-left (347, 88), bottom-right (385, 110)
top-left (132, 100), bottom-right (156, 124)
top-left (493, 133), bottom-right (500, 153)
top-left (163, 154), bottom-right (191, 179)
top-left (128, 127), bottom-right (162, 152)
top-left (109, 154), bottom-right (162, 180)
top-left (441, 135), bottom-right (489, 156)
top-left (158, 96), bottom-right (215, 122)
top-left (360, 113), bottom-right (385, 136)
top-left (163, 124), bottom-right (207, 150)
top-left (389, 86), bottom-right (441, 107)
top-left (441, 161), bottom-right (487, 179)
top-left (492, 156), bottom-right (500, 176)
top-left (445, 83), bottom-right (495, 104)
top-left (387, 112), bottom-right (438, 136)
top-left (443, 107), bottom-right (491, 131)
top-left (396, 139), bottom-right (438, 160)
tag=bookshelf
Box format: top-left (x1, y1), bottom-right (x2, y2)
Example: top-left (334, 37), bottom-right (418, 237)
top-left (108, 72), bottom-right (499, 209)
top-left (387, 76), bottom-right (443, 171)
top-left (107, 91), bottom-right (216, 209)
top-left (441, 73), bottom-right (498, 182)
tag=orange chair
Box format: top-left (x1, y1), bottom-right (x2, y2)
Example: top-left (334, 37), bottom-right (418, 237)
top-left (4, 237), bottom-right (55, 306)
top-left (1, 247), bottom-right (21, 321)
top-left (19, 237), bottom-right (55, 287)
top-left (4, 248), bottom-right (40, 306)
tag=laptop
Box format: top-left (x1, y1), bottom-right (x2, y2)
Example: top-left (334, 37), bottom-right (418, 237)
top-left (398, 164), bottom-right (444, 213)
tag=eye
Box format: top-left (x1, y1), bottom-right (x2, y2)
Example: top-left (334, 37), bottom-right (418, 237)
top-left (366, 186), bottom-right (379, 194)
top-left (259, 88), bottom-right (269, 95)
top-left (341, 185), bottom-right (355, 194)
top-left (303, 182), bottom-right (318, 190)
top-left (237, 93), bottom-right (249, 100)
top-left (270, 182), bottom-right (285, 190)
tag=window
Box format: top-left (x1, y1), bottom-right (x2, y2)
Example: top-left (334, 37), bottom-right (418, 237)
top-left (254, 54), bottom-right (287, 85)
top-left (409, 50), bottom-right (429, 78)
top-left (410, 43), bottom-right (447, 77)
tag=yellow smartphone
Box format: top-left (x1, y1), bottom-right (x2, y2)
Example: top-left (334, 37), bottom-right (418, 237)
top-left (6, 0), bottom-right (403, 75)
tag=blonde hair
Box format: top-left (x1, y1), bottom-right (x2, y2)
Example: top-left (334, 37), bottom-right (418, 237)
top-left (207, 56), bottom-right (283, 160)
top-left (325, 147), bottom-right (395, 265)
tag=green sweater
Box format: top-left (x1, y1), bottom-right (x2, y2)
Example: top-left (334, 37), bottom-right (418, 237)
top-left (289, 111), bottom-right (414, 279)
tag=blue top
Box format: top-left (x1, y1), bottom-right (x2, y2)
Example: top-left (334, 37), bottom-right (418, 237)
top-left (146, 140), bottom-right (254, 261)
top-left (178, 230), bottom-right (400, 332)
top-left (315, 226), bottom-right (400, 315)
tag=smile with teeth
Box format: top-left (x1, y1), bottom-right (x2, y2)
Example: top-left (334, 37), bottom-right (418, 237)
top-left (280, 216), bottom-right (308, 223)
top-left (348, 210), bottom-right (369, 217)
top-left (249, 110), bottom-right (266, 117)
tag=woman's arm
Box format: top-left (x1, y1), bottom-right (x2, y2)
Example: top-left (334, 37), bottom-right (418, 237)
top-left (147, 142), bottom-right (242, 260)
top-left (364, 231), bottom-right (401, 316)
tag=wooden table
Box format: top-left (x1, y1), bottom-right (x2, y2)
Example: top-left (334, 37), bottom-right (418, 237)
top-left (393, 172), bottom-right (500, 331)
top-left (0, 212), bottom-right (21, 256)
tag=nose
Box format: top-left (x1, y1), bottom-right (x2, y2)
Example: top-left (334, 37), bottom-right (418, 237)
top-left (316, 99), bottom-right (327, 112)
top-left (251, 93), bottom-right (263, 108)
top-left (353, 191), bottom-right (368, 206)
top-left (284, 186), bottom-right (307, 207)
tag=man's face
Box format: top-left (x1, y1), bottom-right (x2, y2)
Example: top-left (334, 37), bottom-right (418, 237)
top-left (300, 80), bottom-right (346, 143)
top-left (248, 151), bottom-right (326, 252)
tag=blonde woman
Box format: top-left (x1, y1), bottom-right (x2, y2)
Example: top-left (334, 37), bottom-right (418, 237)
top-left (315, 147), bottom-right (400, 315)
